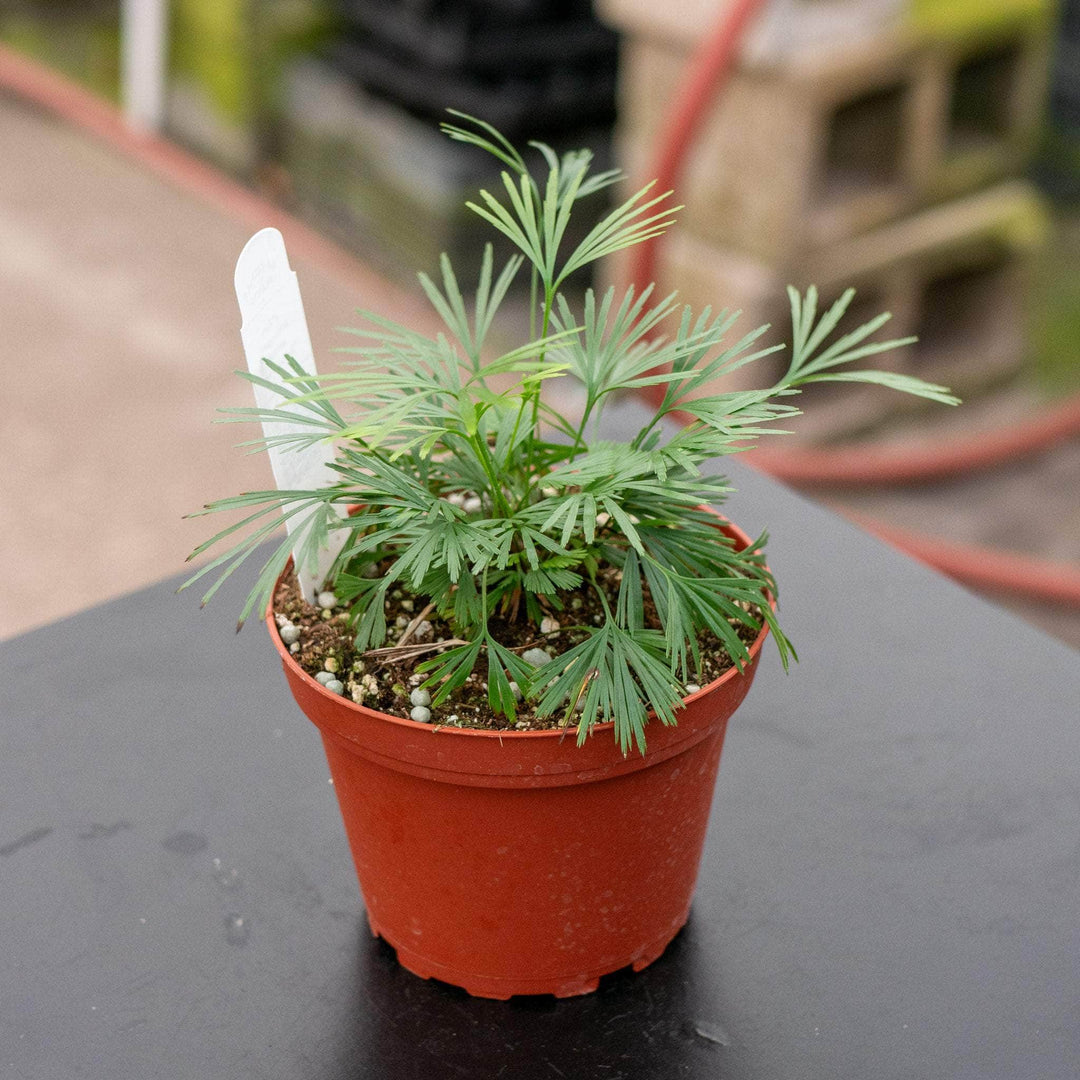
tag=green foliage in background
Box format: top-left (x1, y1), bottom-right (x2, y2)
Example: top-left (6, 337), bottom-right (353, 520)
top-left (171, 0), bottom-right (333, 123)
top-left (1031, 208), bottom-right (1080, 394)
top-left (0, 7), bottom-right (120, 102)
top-left (908, 0), bottom-right (1054, 40)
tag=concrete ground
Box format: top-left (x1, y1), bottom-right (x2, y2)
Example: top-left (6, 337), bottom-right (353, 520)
top-left (0, 89), bottom-right (435, 638)
top-left (1, 88), bottom-right (1078, 649)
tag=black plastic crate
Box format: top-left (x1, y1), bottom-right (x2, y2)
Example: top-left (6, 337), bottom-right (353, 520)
top-left (336, 0), bottom-right (617, 75)
top-left (337, 0), bottom-right (596, 28)
top-left (1060, 0), bottom-right (1080, 42)
top-left (327, 35), bottom-right (616, 137)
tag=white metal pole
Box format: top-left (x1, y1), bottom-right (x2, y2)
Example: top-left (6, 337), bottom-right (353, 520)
top-left (120, 0), bottom-right (168, 132)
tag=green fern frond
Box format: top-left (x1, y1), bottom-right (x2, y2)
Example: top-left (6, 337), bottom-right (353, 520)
top-left (186, 113), bottom-right (957, 752)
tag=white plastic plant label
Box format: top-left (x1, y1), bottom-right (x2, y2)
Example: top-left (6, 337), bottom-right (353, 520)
top-left (234, 227), bottom-right (345, 603)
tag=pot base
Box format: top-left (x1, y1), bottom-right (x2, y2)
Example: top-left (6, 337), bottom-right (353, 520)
top-left (368, 909), bottom-right (690, 999)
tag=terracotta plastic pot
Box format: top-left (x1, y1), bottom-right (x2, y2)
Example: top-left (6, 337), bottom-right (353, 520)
top-left (267, 522), bottom-right (770, 999)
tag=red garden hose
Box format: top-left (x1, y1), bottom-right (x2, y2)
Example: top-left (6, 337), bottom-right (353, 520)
top-left (843, 512), bottom-right (1080, 607)
top-left (747, 393), bottom-right (1080, 486)
top-left (627, 0), bottom-right (1080, 608)
top-left (625, 0), bottom-right (767, 293)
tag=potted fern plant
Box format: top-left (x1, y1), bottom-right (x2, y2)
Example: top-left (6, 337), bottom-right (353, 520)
top-left (185, 114), bottom-right (957, 999)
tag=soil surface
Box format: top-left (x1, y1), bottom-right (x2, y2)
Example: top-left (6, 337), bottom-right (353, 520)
top-left (272, 569), bottom-right (760, 732)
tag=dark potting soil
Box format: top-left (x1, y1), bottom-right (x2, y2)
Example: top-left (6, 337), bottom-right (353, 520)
top-left (272, 569), bottom-right (760, 733)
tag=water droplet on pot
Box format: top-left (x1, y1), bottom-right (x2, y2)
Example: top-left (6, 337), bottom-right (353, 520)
top-left (225, 913), bottom-right (250, 946)
top-left (683, 1019), bottom-right (731, 1048)
top-left (212, 857), bottom-right (241, 891)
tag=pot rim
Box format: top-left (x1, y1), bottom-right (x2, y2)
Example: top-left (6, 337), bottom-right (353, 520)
top-left (265, 517), bottom-right (772, 742)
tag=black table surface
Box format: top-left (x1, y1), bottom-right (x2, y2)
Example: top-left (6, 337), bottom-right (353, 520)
top-left (3, 450), bottom-right (1079, 1079)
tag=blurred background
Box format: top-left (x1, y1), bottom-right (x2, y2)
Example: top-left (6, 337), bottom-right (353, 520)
top-left (1, 0), bottom-right (1078, 646)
